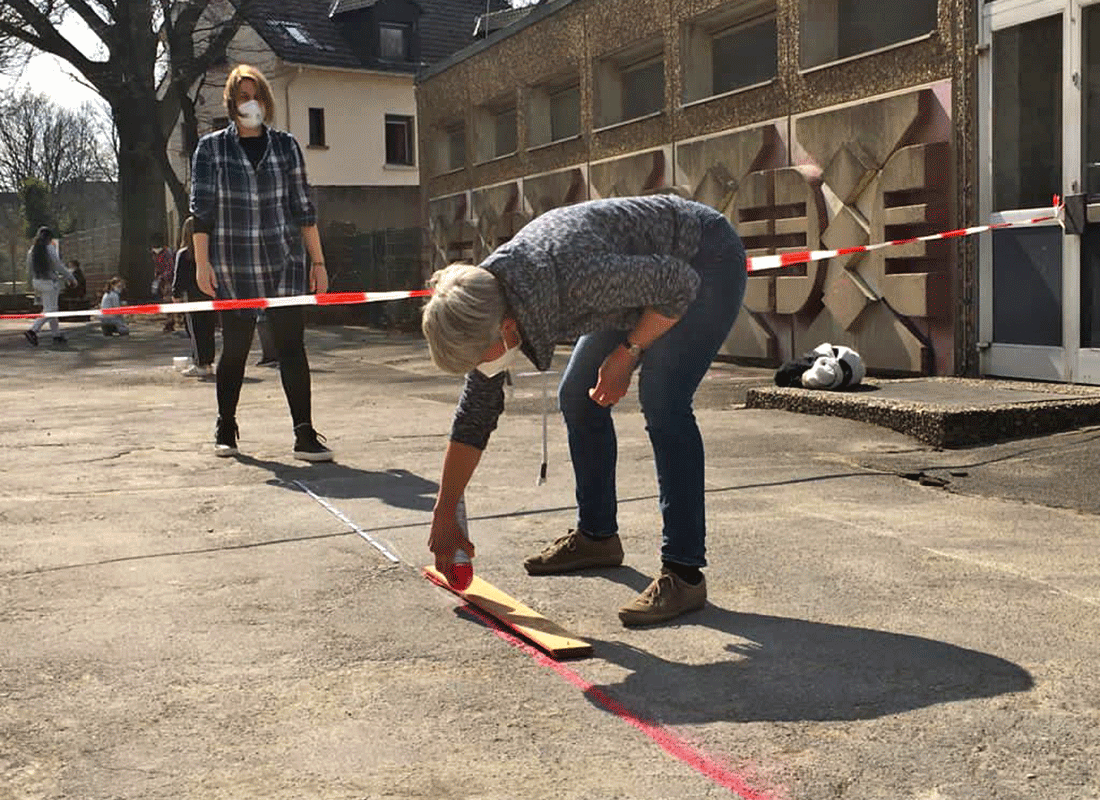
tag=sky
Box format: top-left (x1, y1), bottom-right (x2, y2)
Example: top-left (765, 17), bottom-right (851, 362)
top-left (1, 14), bottom-right (104, 109)
top-left (5, 0), bottom-right (540, 109)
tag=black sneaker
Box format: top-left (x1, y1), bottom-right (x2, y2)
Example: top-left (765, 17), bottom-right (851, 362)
top-left (293, 424), bottom-right (333, 462)
top-left (214, 417), bottom-right (239, 457)
top-left (24, 330), bottom-right (38, 346)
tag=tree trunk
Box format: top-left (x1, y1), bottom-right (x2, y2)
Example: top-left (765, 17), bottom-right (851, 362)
top-left (114, 101), bottom-right (168, 300)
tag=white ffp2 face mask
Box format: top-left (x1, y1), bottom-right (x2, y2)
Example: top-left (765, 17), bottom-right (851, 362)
top-left (476, 329), bottom-right (521, 377)
top-left (237, 100), bottom-right (265, 129)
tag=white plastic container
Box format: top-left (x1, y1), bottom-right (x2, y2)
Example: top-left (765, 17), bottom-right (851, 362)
top-left (173, 356), bottom-right (191, 371)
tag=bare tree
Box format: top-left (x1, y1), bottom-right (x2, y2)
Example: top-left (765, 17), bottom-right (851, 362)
top-left (0, 87), bottom-right (115, 192)
top-left (0, 0), bottom-right (250, 296)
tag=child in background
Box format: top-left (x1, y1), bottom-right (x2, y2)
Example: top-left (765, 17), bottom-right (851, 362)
top-left (99, 277), bottom-right (130, 336)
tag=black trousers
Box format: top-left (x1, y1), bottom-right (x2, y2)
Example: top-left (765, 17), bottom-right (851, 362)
top-left (185, 307), bottom-right (217, 366)
top-left (216, 306), bottom-right (311, 428)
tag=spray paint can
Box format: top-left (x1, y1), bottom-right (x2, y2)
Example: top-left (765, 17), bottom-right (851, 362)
top-left (450, 495), bottom-right (474, 591)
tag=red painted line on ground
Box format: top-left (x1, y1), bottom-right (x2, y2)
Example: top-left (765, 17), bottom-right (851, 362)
top-left (424, 570), bottom-right (783, 799)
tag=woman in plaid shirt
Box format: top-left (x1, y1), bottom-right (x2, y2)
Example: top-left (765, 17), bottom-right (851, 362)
top-left (190, 64), bottom-right (333, 461)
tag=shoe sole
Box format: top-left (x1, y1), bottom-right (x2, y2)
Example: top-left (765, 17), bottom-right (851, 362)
top-left (618, 598), bottom-right (706, 627)
top-left (524, 555), bottom-right (624, 575)
top-left (214, 446), bottom-right (238, 457)
top-left (294, 451), bottom-right (334, 462)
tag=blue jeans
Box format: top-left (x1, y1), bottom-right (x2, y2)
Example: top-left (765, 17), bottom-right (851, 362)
top-left (557, 210), bottom-right (746, 567)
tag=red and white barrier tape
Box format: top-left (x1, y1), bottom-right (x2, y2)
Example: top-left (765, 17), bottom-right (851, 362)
top-left (1, 202), bottom-right (1064, 320)
top-left (0, 288), bottom-right (434, 321)
top-left (745, 204), bottom-right (1062, 273)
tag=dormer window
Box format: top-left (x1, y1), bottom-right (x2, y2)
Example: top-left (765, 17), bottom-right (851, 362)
top-left (269, 20), bottom-right (332, 51)
top-left (380, 22), bottom-right (410, 61)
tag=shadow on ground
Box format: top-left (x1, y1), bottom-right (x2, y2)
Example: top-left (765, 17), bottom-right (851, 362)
top-left (578, 568), bottom-right (1033, 723)
top-left (233, 454), bottom-right (438, 511)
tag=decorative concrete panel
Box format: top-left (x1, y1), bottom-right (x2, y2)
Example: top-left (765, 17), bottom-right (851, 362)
top-left (471, 182), bottom-right (528, 264)
top-left (427, 193), bottom-right (470, 271)
top-left (788, 85), bottom-right (952, 373)
top-left (589, 148), bottom-right (671, 198)
top-left (523, 168), bottom-right (587, 217)
top-left (674, 124), bottom-right (787, 358)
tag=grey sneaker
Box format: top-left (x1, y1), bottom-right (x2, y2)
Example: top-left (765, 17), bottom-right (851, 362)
top-left (618, 568), bottom-right (706, 627)
top-left (523, 529), bottom-right (624, 575)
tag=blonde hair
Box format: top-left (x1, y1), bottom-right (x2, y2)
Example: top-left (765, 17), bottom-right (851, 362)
top-left (223, 64), bottom-right (275, 125)
top-left (178, 216), bottom-right (195, 253)
top-left (421, 263), bottom-right (506, 375)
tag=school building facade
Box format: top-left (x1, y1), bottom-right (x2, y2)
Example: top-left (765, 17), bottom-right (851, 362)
top-left (415, 0), bottom-right (1100, 384)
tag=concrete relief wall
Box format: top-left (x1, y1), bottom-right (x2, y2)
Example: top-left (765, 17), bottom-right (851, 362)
top-left (419, 0), bottom-right (968, 376)
top-left (791, 84), bottom-right (953, 374)
top-left (523, 168), bottom-right (588, 217)
top-left (471, 182), bottom-right (529, 263)
top-left (675, 123), bottom-right (791, 360)
top-left (427, 192), bottom-right (472, 270)
top-left (589, 148), bottom-right (672, 198)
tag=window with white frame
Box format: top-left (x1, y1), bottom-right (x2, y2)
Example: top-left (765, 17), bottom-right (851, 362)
top-left (800, 0), bottom-right (937, 69)
top-left (529, 76), bottom-right (581, 147)
top-left (308, 108), bottom-right (326, 147)
top-left (594, 39), bottom-right (665, 128)
top-left (385, 114), bottom-right (415, 166)
top-left (380, 22), bottom-right (410, 61)
top-left (683, 2), bottom-right (777, 103)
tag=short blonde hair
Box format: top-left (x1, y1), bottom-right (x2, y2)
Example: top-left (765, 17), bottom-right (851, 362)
top-left (421, 263), bottom-right (506, 375)
top-left (224, 64), bottom-right (275, 125)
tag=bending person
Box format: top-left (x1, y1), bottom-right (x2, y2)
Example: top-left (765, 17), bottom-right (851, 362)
top-left (422, 194), bottom-right (746, 627)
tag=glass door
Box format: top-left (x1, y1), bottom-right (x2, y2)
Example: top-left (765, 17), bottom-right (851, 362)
top-left (979, 0), bottom-right (1071, 381)
top-left (980, 0), bottom-right (1100, 383)
top-left (1078, 0), bottom-right (1100, 381)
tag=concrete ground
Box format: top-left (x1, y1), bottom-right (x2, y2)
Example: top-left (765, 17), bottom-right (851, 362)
top-left (1, 314), bottom-right (1097, 800)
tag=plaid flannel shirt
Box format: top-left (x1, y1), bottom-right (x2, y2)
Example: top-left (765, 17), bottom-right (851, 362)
top-left (189, 123), bottom-right (317, 300)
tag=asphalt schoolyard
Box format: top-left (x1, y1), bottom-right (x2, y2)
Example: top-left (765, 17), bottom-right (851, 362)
top-left (1, 313), bottom-right (1097, 800)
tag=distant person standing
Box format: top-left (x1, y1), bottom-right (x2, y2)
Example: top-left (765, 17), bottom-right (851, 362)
top-left (62, 258), bottom-right (86, 301)
top-left (172, 216), bottom-right (216, 377)
top-left (151, 233), bottom-right (177, 332)
top-left (190, 63), bottom-right (333, 461)
top-left (24, 226), bottom-right (74, 346)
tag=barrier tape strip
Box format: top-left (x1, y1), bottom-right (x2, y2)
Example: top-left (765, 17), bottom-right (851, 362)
top-left (745, 206), bottom-right (1062, 273)
top-left (1, 203), bottom-right (1062, 320)
top-left (0, 289), bottom-right (434, 321)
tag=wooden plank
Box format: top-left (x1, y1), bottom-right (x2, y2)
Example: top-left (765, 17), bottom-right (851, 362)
top-left (423, 567), bottom-right (593, 659)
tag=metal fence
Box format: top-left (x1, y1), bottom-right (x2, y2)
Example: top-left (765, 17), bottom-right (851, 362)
top-left (323, 225), bottom-right (424, 329)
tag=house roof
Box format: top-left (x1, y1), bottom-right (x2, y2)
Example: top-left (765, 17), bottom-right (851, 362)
top-left (472, 6), bottom-right (536, 38)
top-left (235, 0), bottom-right (510, 72)
top-left (420, 0), bottom-right (576, 82)
top-left (419, 0), bottom-right (510, 64)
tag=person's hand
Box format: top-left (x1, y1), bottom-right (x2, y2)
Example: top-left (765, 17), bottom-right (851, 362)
top-left (429, 506), bottom-right (475, 579)
top-left (310, 261), bottom-right (328, 294)
top-left (197, 263), bottom-right (217, 297)
top-left (588, 345), bottom-right (637, 407)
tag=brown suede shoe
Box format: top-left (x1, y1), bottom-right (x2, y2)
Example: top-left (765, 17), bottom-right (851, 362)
top-left (618, 568), bottom-right (706, 627)
top-left (523, 529), bottom-right (624, 575)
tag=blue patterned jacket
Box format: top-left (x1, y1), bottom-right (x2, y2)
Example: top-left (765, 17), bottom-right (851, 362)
top-left (189, 123), bottom-right (316, 300)
top-left (452, 194), bottom-right (710, 450)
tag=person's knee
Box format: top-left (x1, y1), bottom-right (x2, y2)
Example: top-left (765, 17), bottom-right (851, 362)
top-left (558, 375), bottom-right (599, 420)
top-left (639, 383), bottom-right (694, 432)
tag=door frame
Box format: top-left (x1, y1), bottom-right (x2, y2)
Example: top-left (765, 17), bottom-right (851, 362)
top-left (978, 0), bottom-right (1087, 382)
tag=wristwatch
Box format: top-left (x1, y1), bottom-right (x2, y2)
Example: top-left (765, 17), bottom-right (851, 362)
top-left (623, 340), bottom-right (643, 359)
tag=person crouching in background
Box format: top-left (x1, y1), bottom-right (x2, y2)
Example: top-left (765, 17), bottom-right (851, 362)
top-left (99, 277), bottom-right (130, 336)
